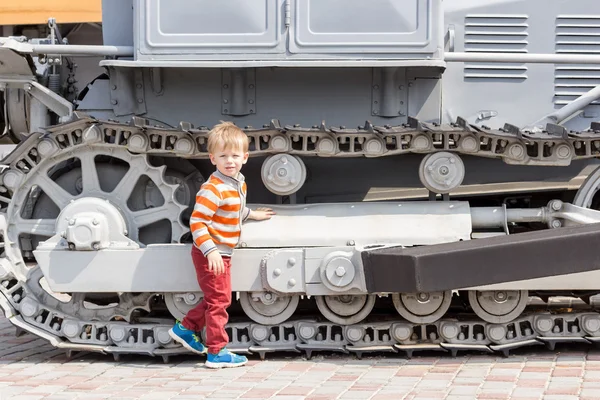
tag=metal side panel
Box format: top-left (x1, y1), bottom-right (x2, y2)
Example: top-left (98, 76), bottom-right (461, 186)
top-left (361, 223), bottom-right (600, 293)
top-left (289, 0), bottom-right (441, 55)
top-left (136, 0), bottom-right (285, 56)
top-left (239, 202), bottom-right (472, 248)
top-left (34, 245), bottom-right (267, 293)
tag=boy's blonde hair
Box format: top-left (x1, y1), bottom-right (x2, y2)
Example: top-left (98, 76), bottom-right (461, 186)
top-left (207, 121), bottom-right (249, 153)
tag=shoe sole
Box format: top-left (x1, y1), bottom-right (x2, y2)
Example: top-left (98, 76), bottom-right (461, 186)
top-left (168, 328), bottom-right (207, 355)
top-left (205, 359), bottom-right (248, 369)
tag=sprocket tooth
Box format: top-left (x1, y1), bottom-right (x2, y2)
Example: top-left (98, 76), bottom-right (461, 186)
top-left (407, 116), bottom-right (423, 130)
top-left (544, 341), bottom-right (556, 351)
top-left (304, 349), bottom-right (312, 360)
top-left (270, 119), bottom-right (282, 130)
top-left (15, 327), bottom-right (27, 337)
top-left (363, 121), bottom-right (375, 133)
top-left (545, 123), bottom-right (570, 140)
top-left (113, 353), bottom-right (121, 362)
top-left (71, 111), bottom-right (93, 121)
top-left (319, 120), bottom-right (328, 132)
top-left (161, 355), bottom-right (170, 363)
top-left (503, 123), bottom-right (524, 139)
top-left (65, 349), bottom-right (76, 359)
top-left (130, 116), bottom-right (149, 128)
top-left (179, 121), bottom-right (194, 131)
top-left (455, 116), bottom-right (471, 130)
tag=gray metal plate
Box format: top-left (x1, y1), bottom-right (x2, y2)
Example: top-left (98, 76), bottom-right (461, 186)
top-left (289, 0), bottom-right (439, 54)
top-left (138, 0), bottom-right (285, 55)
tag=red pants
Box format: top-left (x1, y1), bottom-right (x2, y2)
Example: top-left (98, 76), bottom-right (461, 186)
top-left (182, 246), bottom-right (232, 354)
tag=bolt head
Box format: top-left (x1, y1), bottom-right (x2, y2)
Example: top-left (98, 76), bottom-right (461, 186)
top-left (550, 200), bottom-right (562, 211)
top-left (335, 266), bottom-right (346, 277)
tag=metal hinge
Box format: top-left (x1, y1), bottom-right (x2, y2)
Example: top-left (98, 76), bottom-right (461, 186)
top-left (285, 0), bottom-right (291, 27)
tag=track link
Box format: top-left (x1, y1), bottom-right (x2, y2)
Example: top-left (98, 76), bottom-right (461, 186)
top-left (2, 113), bottom-right (600, 360)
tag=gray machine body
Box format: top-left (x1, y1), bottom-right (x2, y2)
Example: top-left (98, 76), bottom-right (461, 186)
top-left (3, 0), bottom-right (600, 360)
top-left (70, 0), bottom-right (599, 205)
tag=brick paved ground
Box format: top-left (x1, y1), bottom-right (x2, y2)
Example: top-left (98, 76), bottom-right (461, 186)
top-left (2, 316), bottom-right (600, 399)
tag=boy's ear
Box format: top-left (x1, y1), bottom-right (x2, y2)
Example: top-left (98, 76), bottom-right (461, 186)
top-left (242, 152), bottom-right (249, 164)
top-left (209, 153), bottom-right (216, 165)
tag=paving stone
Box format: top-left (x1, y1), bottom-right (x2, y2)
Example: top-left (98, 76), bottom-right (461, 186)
top-left (448, 386), bottom-right (480, 395)
top-left (2, 315), bottom-right (600, 399)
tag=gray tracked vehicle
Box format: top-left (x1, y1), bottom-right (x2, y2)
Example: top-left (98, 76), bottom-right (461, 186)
top-left (3, 0), bottom-right (600, 360)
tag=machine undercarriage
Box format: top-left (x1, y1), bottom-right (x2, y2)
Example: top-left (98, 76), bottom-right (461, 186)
top-left (3, 0), bottom-right (600, 361)
top-left (1, 114), bottom-right (600, 361)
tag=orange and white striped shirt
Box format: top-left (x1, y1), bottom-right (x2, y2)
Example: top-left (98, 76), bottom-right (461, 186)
top-left (190, 170), bottom-right (250, 256)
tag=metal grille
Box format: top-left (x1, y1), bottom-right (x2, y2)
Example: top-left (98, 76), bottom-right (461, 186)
top-left (463, 14), bottom-right (529, 81)
top-left (554, 15), bottom-right (600, 106)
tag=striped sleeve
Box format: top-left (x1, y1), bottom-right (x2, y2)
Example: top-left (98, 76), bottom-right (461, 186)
top-left (190, 183), bottom-right (221, 256)
top-left (241, 182), bottom-right (250, 222)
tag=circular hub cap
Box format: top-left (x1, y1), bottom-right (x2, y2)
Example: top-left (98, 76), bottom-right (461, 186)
top-left (164, 292), bottom-right (202, 321)
top-left (239, 292), bottom-right (299, 325)
top-left (418, 152), bottom-right (465, 194)
top-left (468, 290), bottom-right (528, 323)
top-left (392, 291), bottom-right (452, 324)
top-left (261, 154), bottom-right (307, 196)
top-left (315, 295), bottom-right (376, 325)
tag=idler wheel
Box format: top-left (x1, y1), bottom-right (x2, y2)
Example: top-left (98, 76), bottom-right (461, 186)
top-left (468, 290), bottom-right (528, 324)
top-left (239, 292), bottom-right (299, 325)
top-left (315, 294), bottom-right (376, 325)
top-left (392, 291), bottom-right (452, 324)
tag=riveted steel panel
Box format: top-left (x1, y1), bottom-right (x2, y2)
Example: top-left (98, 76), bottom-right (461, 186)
top-left (137, 0), bottom-right (285, 56)
top-left (289, 0), bottom-right (440, 54)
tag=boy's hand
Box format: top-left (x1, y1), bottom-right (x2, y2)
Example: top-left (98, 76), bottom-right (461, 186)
top-left (249, 207), bottom-right (275, 221)
top-left (207, 251), bottom-right (225, 275)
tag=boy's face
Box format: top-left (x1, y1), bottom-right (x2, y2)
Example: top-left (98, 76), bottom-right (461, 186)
top-left (209, 145), bottom-right (249, 178)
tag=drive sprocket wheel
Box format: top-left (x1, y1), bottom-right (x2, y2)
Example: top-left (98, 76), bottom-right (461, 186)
top-left (574, 165), bottom-right (600, 210)
top-left (5, 145), bottom-right (187, 321)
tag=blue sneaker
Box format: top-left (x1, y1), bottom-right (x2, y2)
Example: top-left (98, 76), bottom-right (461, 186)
top-left (168, 321), bottom-right (207, 355)
top-left (205, 348), bottom-right (248, 369)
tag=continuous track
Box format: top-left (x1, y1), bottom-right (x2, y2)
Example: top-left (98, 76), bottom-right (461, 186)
top-left (1, 113), bottom-right (600, 361)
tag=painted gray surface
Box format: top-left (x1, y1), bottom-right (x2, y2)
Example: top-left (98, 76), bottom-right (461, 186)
top-left (442, 0), bottom-right (600, 131)
top-left (93, 0), bottom-right (600, 133)
top-left (132, 0), bottom-right (442, 61)
top-left (9, 0), bottom-right (600, 201)
top-left (101, 0), bottom-right (134, 47)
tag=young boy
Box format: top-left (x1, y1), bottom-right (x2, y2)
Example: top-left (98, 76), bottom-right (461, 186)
top-left (169, 121), bottom-right (274, 368)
